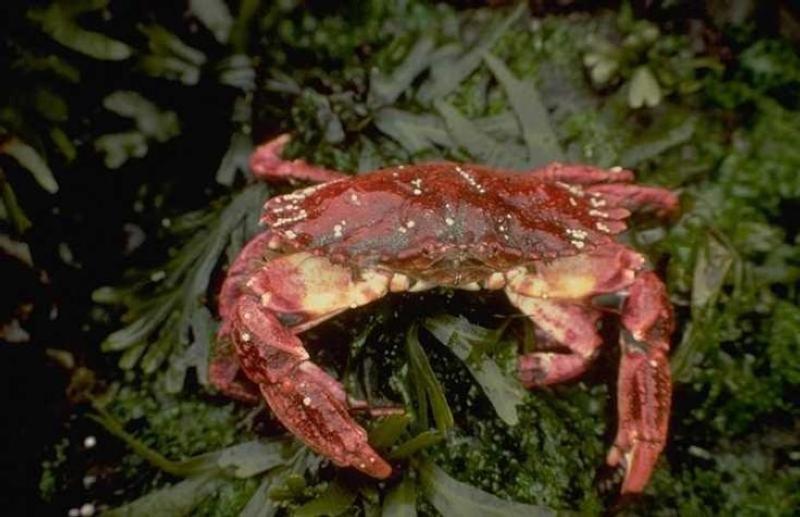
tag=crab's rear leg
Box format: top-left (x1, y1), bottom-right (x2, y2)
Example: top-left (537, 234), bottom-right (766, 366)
top-left (608, 271), bottom-right (673, 494)
top-left (250, 133), bottom-right (349, 184)
top-left (504, 246), bottom-right (643, 386)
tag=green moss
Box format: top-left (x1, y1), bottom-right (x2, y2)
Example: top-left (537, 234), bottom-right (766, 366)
top-left (107, 383), bottom-right (249, 461)
top-left (195, 477), bottom-right (261, 517)
top-left (430, 388), bottom-right (606, 512)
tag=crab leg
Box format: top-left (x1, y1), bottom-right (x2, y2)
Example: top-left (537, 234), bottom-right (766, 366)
top-left (504, 247), bottom-right (642, 386)
top-left (608, 271), bottom-right (673, 494)
top-left (535, 163), bottom-right (636, 184)
top-left (250, 134), bottom-right (349, 184)
top-left (504, 294), bottom-right (604, 387)
top-left (586, 183), bottom-right (679, 217)
top-left (504, 245), bottom-right (673, 493)
top-left (209, 336), bottom-right (262, 403)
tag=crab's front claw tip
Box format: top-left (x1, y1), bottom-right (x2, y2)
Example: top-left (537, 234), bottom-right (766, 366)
top-left (259, 361), bottom-right (393, 480)
top-left (606, 441), bottom-right (661, 494)
top-left (348, 447), bottom-right (392, 479)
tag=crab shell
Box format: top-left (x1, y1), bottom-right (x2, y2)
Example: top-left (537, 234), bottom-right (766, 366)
top-left (213, 156), bottom-right (678, 495)
top-left (260, 162), bottom-right (633, 280)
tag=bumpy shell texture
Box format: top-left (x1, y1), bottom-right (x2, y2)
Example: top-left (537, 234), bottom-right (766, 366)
top-left (260, 163), bottom-right (629, 272)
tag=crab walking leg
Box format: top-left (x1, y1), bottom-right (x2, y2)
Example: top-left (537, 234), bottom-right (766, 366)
top-left (505, 291), bottom-right (604, 386)
top-left (209, 336), bottom-right (262, 403)
top-left (503, 246), bottom-right (645, 386)
top-left (534, 162), bottom-right (636, 184)
top-left (250, 133), bottom-right (350, 184)
top-left (586, 183), bottom-right (679, 218)
top-left (231, 296), bottom-right (392, 478)
top-left (608, 271), bottom-right (674, 494)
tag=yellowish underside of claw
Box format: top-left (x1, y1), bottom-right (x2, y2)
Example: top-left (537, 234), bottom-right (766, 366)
top-left (271, 252), bottom-right (600, 327)
top-left (510, 274), bottom-right (597, 299)
top-left (278, 253), bottom-right (390, 317)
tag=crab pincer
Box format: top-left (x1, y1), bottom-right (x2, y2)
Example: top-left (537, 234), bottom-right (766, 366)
top-left (230, 296), bottom-right (391, 478)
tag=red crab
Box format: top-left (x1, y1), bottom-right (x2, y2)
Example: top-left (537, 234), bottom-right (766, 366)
top-left (211, 134), bottom-right (677, 494)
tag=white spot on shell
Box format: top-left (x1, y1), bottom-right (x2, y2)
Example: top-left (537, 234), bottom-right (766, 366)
top-left (302, 397), bottom-right (312, 406)
top-left (240, 332), bottom-right (251, 342)
top-left (83, 436), bottom-right (97, 449)
top-left (455, 165), bottom-right (486, 194)
top-left (445, 217), bottom-right (455, 226)
top-left (406, 220), bottom-right (416, 228)
top-left (272, 209), bottom-right (308, 228)
top-left (284, 230), bottom-right (297, 240)
top-left (596, 222), bottom-right (611, 233)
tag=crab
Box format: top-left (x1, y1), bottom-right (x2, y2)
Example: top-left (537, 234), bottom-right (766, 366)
top-left (211, 134), bottom-right (677, 494)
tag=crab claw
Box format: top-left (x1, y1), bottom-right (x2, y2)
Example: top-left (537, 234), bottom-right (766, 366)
top-left (610, 271), bottom-right (673, 494)
top-left (260, 361), bottom-right (392, 478)
top-left (231, 297), bottom-right (391, 478)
